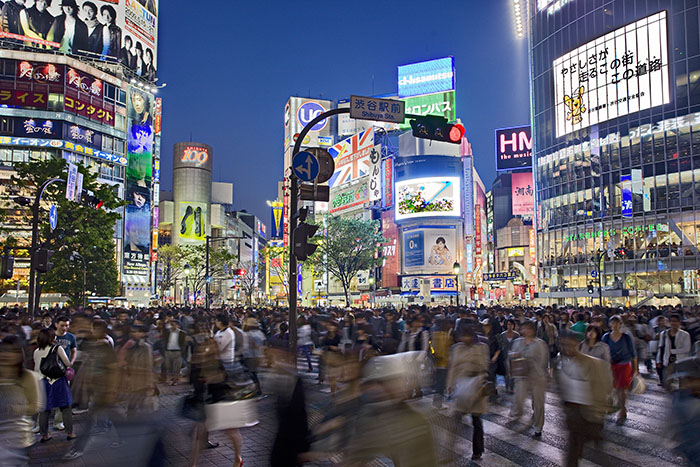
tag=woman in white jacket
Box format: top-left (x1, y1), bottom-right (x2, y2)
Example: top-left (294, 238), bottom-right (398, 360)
top-left (657, 313), bottom-right (691, 389)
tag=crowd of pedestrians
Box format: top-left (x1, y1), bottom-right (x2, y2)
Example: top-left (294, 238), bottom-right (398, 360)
top-left (0, 302), bottom-right (698, 466)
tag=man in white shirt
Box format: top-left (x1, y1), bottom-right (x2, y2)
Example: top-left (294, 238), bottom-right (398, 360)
top-left (214, 313), bottom-right (236, 366)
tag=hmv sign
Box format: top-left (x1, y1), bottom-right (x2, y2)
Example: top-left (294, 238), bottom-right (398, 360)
top-left (495, 125), bottom-right (532, 171)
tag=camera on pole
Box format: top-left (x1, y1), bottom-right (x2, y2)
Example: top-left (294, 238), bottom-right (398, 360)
top-left (293, 208), bottom-right (318, 261)
top-left (409, 115), bottom-right (465, 144)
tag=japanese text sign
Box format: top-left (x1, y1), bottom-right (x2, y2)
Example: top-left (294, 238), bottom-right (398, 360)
top-left (553, 11), bottom-right (669, 137)
top-left (512, 172), bottom-right (534, 216)
top-left (64, 95), bottom-right (114, 126)
top-left (350, 95), bottom-right (405, 124)
top-left (0, 87), bottom-right (47, 109)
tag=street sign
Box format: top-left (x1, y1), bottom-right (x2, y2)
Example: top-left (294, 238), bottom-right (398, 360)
top-left (292, 151), bottom-right (320, 182)
top-left (66, 163), bottom-right (78, 201)
top-left (49, 205), bottom-right (57, 231)
top-left (591, 270), bottom-right (598, 278)
top-left (75, 172), bottom-right (83, 203)
top-left (350, 95), bottom-right (405, 124)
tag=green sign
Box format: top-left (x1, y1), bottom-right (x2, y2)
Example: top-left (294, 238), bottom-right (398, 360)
top-left (400, 91), bottom-right (455, 129)
top-left (329, 182), bottom-right (368, 214)
top-left (564, 223), bottom-right (669, 242)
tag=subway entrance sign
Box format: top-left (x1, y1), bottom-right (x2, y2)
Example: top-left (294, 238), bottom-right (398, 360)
top-left (350, 95), bottom-right (405, 124)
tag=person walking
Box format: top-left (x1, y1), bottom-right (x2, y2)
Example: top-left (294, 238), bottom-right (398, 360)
top-left (580, 325), bottom-right (611, 362)
top-left (602, 315), bottom-right (637, 425)
top-left (162, 319), bottom-right (186, 386)
top-left (447, 322), bottom-right (489, 460)
top-left (657, 313), bottom-right (692, 390)
top-left (509, 320), bottom-right (549, 437)
top-left (497, 318), bottom-right (520, 393)
top-left (33, 328), bottom-right (76, 442)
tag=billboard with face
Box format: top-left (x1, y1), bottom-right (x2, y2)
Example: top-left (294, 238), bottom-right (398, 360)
top-left (402, 225), bottom-right (457, 274)
top-left (0, 0), bottom-right (158, 80)
top-left (123, 85), bottom-right (153, 279)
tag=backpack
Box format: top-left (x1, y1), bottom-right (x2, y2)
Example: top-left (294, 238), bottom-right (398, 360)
top-left (40, 345), bottom-right (67, 379)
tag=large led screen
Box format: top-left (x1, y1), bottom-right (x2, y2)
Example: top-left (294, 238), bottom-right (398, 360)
top-left (398, 57), bottom-right (455, 98)
top-left (395, 176), bottom-right (461, 221)
top-left (553, 11), bottom-right (669, 137)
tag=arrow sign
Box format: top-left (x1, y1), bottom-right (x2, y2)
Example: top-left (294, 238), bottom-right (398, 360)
top-left (292, 151), bottom-right (320, 182)
top-left (49, 205), bottom-right (57, 231)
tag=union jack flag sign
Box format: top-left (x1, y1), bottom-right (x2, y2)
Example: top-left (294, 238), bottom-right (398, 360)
top-left (327, 128), bottom-right (375, 188)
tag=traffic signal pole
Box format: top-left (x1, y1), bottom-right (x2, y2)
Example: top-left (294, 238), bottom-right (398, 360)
top-left (286, 108), bottom-right (424, 352)
top-left (28, 178), bottom-right (64, 317)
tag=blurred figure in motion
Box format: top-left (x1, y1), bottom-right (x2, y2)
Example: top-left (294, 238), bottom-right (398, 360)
top-left (497, 318), bottom-right (520, 393)
top-left (558, 331), bottom-right (612, 467)
top-left (34, 328), bottom-right (76, 442)
top-left (509, 320), bottom-right (549, 437)
top-left (602, 315), bottom-right (636, 425)
top-left (430, 317), bottom-right (452, 407)
top-left (447, 322), bottom-right (489, 461)
top-left (668, 356), bottom-right (700, 466)
top-left (344, 351), bottom-right (437, 466)
top-left (268, 346), bottom-right (310, 467)
top-left (0, 335), bottom-right (42, 466)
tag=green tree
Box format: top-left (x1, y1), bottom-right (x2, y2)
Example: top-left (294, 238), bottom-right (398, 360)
top-left (156, 244), bottom-right (186, 302)
top-left (309, 215), bottom-right (385, 306)
top-left (178, 244), bottom-right (237, 304)
top-left (12, 157), bottom-right (124, 306)
top-left (262, 244), bottom-right (289, 298)
top-left (236, 260), bottom-right (259, 306)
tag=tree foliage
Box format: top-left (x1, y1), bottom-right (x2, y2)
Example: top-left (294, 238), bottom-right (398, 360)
top-left (308, 215), bottom-right (385, 306)
top-left (262, 243), bottom-right (289, 298)
top-left (236, 260), bottom-right (259, 306)
top-left (11, 157), bottom-right (124, 305)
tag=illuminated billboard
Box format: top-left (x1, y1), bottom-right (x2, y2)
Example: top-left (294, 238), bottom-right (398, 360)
top-left (283, 97), bottom-right (333, 151)
top-left (553, 11), bottom-right (669, 137)
top-left (512, 172), bottom-right (534, 216)
top-left (329, 180), bottom-right (368, 214)
top-left (403, 225), bottom-right (458, 274)
top-left (398, 57), bottom-right (455, 98)
top-left (178, 202), bottom-right (206, 242)
top-left (327, 128), bottom-right (374, 188)
top-left (400, 91), bottom-right (455, 129)
top-left (495, 126), bottom-right (532, 171)
top-left (0, 1), bottom-right (159, 79)
top-left (396, 177), bottom-right (461, 221)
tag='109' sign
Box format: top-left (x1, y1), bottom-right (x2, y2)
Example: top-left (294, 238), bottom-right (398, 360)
top-left (181, 147), bottom-right (209, 167)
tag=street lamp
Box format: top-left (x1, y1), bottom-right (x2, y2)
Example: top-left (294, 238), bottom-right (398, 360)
top-left (368, 275), bottom-right (375, 308)
top-left (69, 251), bottom-right (86, 309)
top-left (453, 261), bottom-right (461, 307)
top-left (184, 263), bottom-right (191, 306)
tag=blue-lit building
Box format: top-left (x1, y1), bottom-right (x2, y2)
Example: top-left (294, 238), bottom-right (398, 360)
top-left (529, 0), bottom-right (700, 304)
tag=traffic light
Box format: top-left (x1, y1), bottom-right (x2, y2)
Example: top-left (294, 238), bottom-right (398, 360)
top-left (1, 252), bottom-right (14, 279)
top-left (293, 222), bottom-right (319, 261)
top-left (34, 248), bottom-right (54, 273)
top-left (81, 190), bottom-right (103, 209)
top-left (232, 268), bottom-right (247, 276)
top-left (409, 115), bottom-right (465, 144)
top-left (587, 283), bottom-right (595, 294)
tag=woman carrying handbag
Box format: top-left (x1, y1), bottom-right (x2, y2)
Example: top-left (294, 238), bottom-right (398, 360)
top-left (447, 322), bottom-right (490, 461)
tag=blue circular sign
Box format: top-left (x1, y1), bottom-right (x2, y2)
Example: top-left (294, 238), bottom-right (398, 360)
top-left (591, 270), bottom-right (598, 278)
top-left (297, 101), bottom-right (327, 132)
top-left (49, 205), bottom-right (57, 231)
top-left (292, 151), bottom-right (320, 182)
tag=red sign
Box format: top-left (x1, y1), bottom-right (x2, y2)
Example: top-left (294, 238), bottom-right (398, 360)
top-left (383, 157), bottom-right (393, 207)
top-left (283, 193), bottom-right (290, 247)
top-left (66, 68), bottom-right (103, 98)
top-left (475, 204), bottom-right (482, 268)
top-left (16, 61), bottom-right (63, 84)
top-left (512, 172), bottom-right (534, 216)
top-left (381, 210), bottom-right (400, 288)
top-left (0, 86), bottom-right (48, 109)
top-left (154, 98), bottom-right (163, 135)
top-left (64, 94), bottom-right (114, 126)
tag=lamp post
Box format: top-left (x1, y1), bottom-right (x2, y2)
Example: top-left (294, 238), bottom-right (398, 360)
top-left (368, 275), bottom-right (375, 308)
top-left (453, 261), bottom-right (461, 307)
top-left (70, 251), bottom-right (86, 308)
top-left (184, 263), bottom-right (191, 306)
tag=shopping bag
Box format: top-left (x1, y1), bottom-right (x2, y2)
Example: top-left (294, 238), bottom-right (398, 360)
top-left (205, 399), bottom-right (259, 431)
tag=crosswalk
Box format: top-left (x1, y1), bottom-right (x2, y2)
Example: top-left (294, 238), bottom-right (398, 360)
top-left (295, 352), bottom-right (683, 466)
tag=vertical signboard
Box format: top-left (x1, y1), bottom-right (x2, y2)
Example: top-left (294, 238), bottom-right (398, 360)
top-left (381, 210), bottom-right (400, 288)
top-left (475, 204), bottom-right (482, 269)
top-left (66, 163), bottom-right (78, 201)
top-left (382, 157), bottom-right (394, 208)
top-left (512, 172), bottom-right (534, 216)
top-left (123, 86), bottom-right (154, 278)
top-left (463, 156), bottom-right (474, 237)
top-left (621, 174), bottom-right (633, 218)
top-left (369, 145), bottom-right (382, 202)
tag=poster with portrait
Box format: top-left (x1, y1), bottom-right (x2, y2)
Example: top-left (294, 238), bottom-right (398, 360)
top-left (178, 202), bottom-right (207, 243)
top-left (402, 225), bottom-right (457, 274)
top-left (0, 0), bottom-right (158, 80)
top-left (123, 84), bottom-right (154, 278)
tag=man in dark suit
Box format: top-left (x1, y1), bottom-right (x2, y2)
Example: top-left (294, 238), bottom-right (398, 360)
top-left (1, 0), bottom-right (25, 35)
top-left (47, 0), bottom-right (88, 55)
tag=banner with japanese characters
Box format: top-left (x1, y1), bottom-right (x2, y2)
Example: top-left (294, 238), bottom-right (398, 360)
top-left (368, 144), bottom-right (382, 202)
top-left (512, 172), bottom-right (534, 216)
top-left (553, 11), bottom-right (670, 137)
top-left (399, 91), bottom-right (455, 129)
top-left (123, 85), bottom-right (154, 279)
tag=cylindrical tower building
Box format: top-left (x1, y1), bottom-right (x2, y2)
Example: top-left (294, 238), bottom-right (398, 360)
top-left (172, 142), bottom-right (213, 245)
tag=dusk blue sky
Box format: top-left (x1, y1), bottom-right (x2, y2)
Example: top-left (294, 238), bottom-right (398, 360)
top-left (157, 0), bottom-right (530, 223)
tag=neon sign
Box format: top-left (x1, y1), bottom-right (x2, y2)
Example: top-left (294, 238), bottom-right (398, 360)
top-left (181, 147), bottom-right (209, 167)
top-left (564, 223), bottom-right (669, 242)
